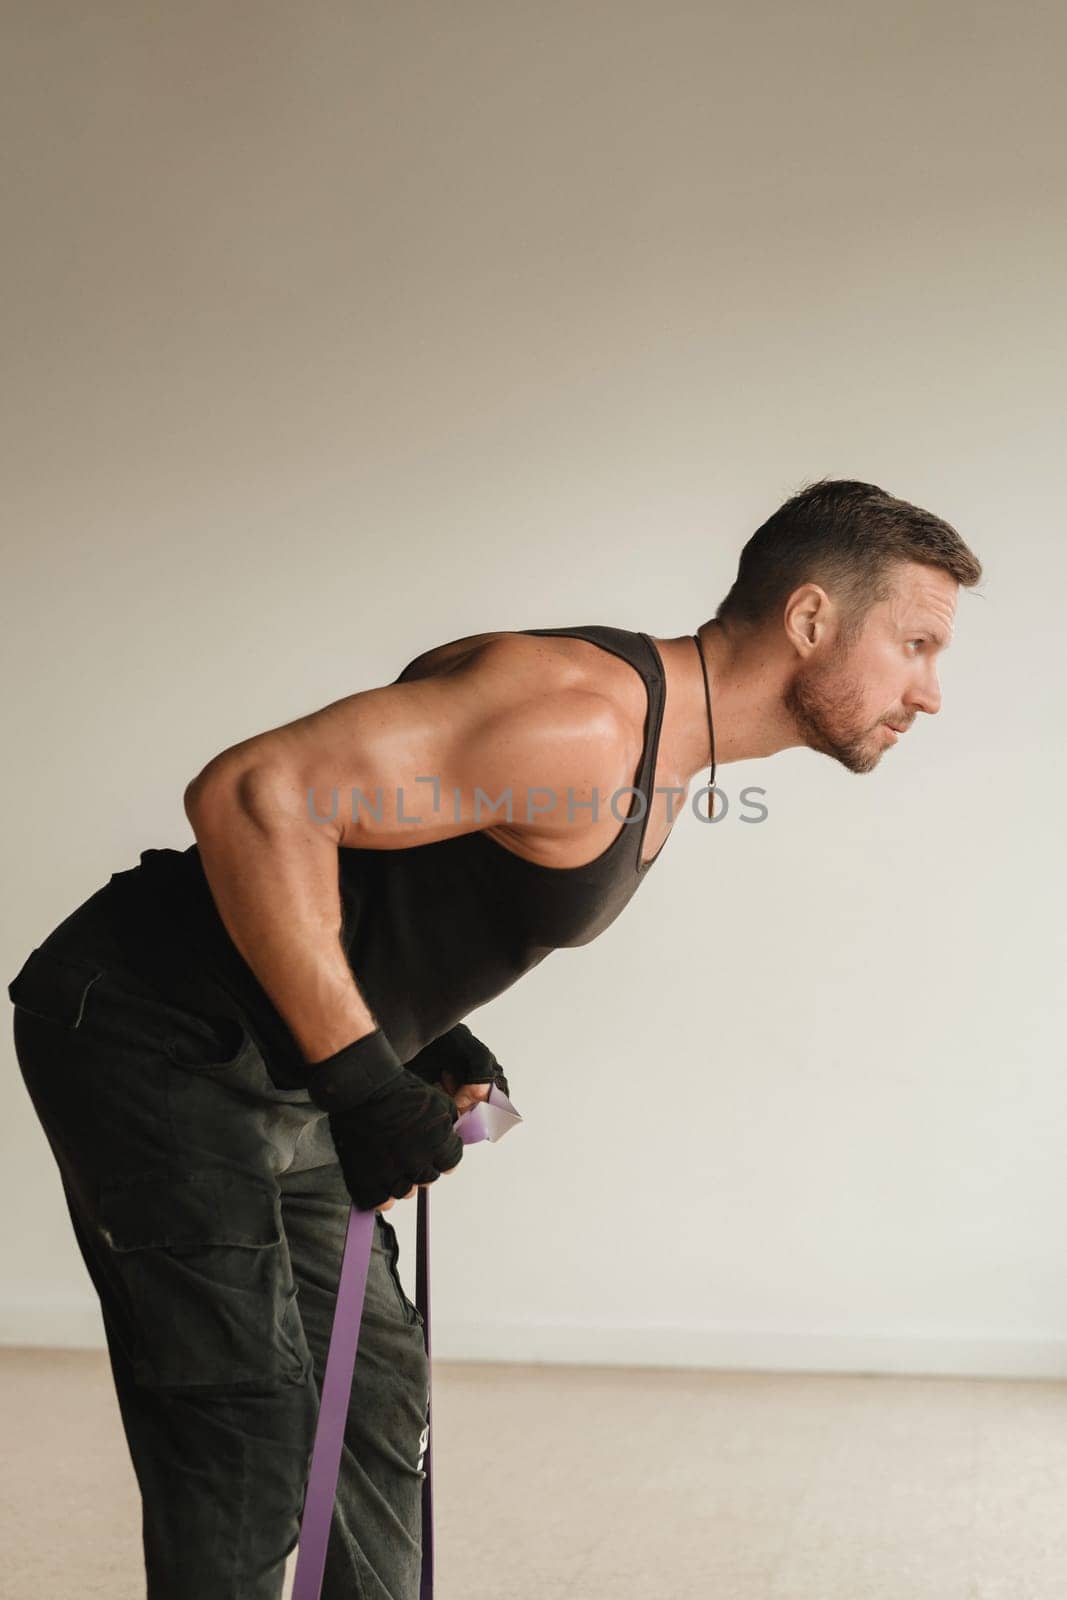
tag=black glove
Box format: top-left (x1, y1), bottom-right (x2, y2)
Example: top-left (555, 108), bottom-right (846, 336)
top-left (307, 1030), bottom-right (464, 1211)
top-left (406, 1022), bottom-right (510, 1100)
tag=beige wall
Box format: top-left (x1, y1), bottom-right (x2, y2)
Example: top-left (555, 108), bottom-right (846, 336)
top-left (3, 1), bottom-right (1065, 1373)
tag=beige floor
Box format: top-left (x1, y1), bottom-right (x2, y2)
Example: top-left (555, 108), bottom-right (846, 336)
top-left (4, 1348), bottom-right (1067, 1599)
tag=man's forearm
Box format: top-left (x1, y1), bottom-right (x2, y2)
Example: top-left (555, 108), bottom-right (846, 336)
top-left (184, 763), bottom-right (376, 1063)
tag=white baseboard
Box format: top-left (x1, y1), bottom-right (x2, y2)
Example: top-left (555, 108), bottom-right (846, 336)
top-left (3, 1296), bottom-right (1066, 1380)
top-left (0, 1295), bottom-right (110, 1351)
top-left (428, 1320), bottom-right (1067, 1379)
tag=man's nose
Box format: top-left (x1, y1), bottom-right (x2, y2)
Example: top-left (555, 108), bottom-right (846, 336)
top-left (905, 669), bottom-right (942, 716)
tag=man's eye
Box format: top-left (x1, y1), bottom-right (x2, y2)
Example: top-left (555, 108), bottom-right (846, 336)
top-left (907, 639), bottom-right (926, 651)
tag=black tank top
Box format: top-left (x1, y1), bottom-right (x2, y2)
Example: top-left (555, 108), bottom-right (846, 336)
top-left (82, 625), bottom-right (668, 1088)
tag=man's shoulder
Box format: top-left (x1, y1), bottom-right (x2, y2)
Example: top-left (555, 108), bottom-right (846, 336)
top-left (396, 626), bottom-right (614, 699)
top-left (396, 628), bottom-right (637, 756)
top-left (475, 635), bottom-right (640, 806)
top-left (393, 630), bottom-right (639, 843)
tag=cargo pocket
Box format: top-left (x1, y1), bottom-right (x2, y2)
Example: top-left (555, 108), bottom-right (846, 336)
top-left (98, 1170), bottom-right (310, 1392)
top-left (7, 946), bottom-right (104, 1028)
top-left (161, 1007), bottom-right (257, 1075)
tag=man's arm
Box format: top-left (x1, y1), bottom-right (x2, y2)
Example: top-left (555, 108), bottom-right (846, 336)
top-left (183, 636), bottom-right (625, 1065)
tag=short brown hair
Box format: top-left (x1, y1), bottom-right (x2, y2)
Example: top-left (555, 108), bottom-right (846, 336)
top-left (715, 479), bottom-right (983, 641)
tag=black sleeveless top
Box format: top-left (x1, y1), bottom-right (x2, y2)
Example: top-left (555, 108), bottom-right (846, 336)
top-left (91, 625), bottom-right (668, 1087)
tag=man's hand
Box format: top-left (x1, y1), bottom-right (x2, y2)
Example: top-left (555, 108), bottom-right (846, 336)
top-left (406, 1023), bottom-right (510, 1104)
top-left (376, 1024), bottom-right (507, 1210)
top-left (325, 1069), bottom-right (464, 1211)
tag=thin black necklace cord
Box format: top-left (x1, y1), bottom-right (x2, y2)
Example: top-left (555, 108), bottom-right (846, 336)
top-left (692, 632), bottom-right (717, 819)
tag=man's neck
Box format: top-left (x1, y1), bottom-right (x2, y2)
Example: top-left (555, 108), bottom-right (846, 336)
top-left (649, 621), bottom-right (801, 781)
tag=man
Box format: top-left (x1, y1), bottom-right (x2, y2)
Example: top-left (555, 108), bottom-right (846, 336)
top-left (8, 478), bottom-right (981, 1599)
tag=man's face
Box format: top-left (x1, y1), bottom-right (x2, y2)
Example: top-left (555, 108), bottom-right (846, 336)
top-left (784, 562), bottom-right (958, 774)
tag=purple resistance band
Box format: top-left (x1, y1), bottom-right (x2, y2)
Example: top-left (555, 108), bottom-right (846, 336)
top-left (292, 1085), bottom-right (522, 1600)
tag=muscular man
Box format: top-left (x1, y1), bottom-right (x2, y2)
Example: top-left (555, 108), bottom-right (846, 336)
top-left (8, 478), bottom-right (981, 1599)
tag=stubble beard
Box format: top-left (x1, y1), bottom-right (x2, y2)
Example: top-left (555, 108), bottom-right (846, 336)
top-left (784, 649), bottom-right (887, 775)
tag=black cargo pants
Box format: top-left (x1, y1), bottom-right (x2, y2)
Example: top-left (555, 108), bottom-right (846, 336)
top-left (8, 927), bottom-right (430, 1600)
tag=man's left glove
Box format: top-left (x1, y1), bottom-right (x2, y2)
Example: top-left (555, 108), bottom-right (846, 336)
top-left (407, 1022), bottom-right (510, 1100)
